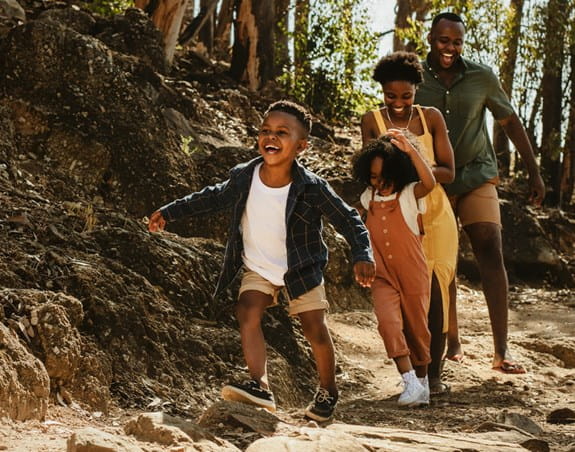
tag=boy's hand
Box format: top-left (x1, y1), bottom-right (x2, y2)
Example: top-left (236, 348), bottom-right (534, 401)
top-left (354, 261), bottom-right (375, 288)
top-left (148, 210), bottom-right (166, 232)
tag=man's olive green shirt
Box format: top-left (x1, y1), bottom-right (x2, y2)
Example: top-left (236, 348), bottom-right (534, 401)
top-left (415, 56), bottom-right (515, 196)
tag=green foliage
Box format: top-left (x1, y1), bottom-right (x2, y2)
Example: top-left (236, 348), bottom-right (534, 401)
top-left (83, 0), bottom-right (132, 17)
top-left (278, 0), bottom-right (378, 122)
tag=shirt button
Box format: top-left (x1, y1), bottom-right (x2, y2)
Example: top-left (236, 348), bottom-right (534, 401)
top-left (446, 90), bottom-right (450, 94)
top-left (386, 242), bottom-right (390, 246)
top-left (383, 229), bottom-right (388, 233)
top-left (381, 216), bottom-right (386, 220)
top-left (446, 110), bottom-right (450, 114)
top-left (388, 254), bottom-right (393, 259)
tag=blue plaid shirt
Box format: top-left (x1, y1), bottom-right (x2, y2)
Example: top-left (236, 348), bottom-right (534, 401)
top-left (160, 156), bottom-right (374, 299)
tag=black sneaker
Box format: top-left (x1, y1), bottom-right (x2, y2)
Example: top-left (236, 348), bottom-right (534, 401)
top-left (304, 388), bottom-right (338, 422)
top-left (221, 379), bottom-right (276, 412)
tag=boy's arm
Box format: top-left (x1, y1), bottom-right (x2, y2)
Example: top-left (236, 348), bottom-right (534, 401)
top-left (149, 178), bottom-right (236, 232)
top-left (317, 181), bottom-right (374, 264)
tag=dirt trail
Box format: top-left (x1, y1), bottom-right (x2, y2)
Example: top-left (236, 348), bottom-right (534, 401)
top-left (1, 281), bottom-right (574, 451)
top-left (330, 280), bottom-right (575, 447)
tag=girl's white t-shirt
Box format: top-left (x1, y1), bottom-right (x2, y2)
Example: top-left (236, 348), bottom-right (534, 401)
top-left (360, 182), bottom-right (426, 235)
top-left (241, 163), bottom-right (291, 286)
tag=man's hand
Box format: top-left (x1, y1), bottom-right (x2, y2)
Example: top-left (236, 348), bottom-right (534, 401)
top-left (148, 210), bottom-right (166, 232)
top-left (354, 261), bottom-right (376, 288)
top-left (529, 173), bottom-right (545, 207)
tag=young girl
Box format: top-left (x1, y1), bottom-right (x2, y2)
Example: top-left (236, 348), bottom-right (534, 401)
top-left (361, 51), bottom-right (458, 394)
top-left (353, 130), bottom-right (435, 407)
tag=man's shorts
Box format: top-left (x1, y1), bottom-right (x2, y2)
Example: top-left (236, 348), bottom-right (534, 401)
top-left (449, 180), bottom-right (501, 227)
top-left (238, 269), bottom-right (329, 316)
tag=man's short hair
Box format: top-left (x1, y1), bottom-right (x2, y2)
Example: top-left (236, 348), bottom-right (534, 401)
top-left (431, 12), bottom-right (466, 30)
top-left (265, 100), bottom-right (312, 136)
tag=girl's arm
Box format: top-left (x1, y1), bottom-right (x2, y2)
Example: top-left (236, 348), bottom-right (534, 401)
top-left (387, 128), bottom-right (436, 199)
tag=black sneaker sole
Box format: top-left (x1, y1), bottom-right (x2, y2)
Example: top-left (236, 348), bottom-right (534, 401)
top-left (304, 406), bottom-right (334, 422)
top-left (221, 385), bottom-right (277, 412)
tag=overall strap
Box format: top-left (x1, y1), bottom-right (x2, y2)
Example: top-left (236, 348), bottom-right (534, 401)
top-left (373, 109), bottom-right (387, 135)
top-left (415, 105), bottom-right (429, 135)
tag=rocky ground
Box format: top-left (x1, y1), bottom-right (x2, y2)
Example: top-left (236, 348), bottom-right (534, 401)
top-left (0, 2), bottom-right (574, 451)
top-left (1, 281), bottom-right (574, 451)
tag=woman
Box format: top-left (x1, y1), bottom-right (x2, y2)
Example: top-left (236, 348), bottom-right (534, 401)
top-left (360, 51), bottom-right (457, 394)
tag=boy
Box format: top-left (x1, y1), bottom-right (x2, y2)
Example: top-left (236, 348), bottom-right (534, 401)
top-left (148, 100), bottom-right (375, 422)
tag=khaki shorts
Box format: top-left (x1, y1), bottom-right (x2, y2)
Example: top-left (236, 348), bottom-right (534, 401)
top-left (449, 181), bottom-right (501, 227)
top-left (238, 269), bottom-right (329, 316)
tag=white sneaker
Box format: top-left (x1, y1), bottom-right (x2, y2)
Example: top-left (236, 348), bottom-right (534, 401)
top-left (418, 375), bottom-right (430, 406)
top-left (397, 370), bottom-right (426, 407)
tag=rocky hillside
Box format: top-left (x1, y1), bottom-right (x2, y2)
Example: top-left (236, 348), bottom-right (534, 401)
top-left (0, 3), bottom-right (574, 451)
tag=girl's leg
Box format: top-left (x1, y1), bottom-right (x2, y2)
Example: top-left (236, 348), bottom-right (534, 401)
top-left (394, 355), bottom-right (414, 374)
top-left (236, 290), bottom-right (273, 389)
top-left (298, 308), bottom-right (337, 395)
top-left (372, 279), bottom-right (410, 369)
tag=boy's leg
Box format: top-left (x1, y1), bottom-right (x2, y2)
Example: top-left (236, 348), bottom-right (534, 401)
top-left (289, 285), bottom-right (337, 421)
top-left (222, 286), bottom-right (276, 411)
top-left (236, 290), bottom-right (274, 388)
top-left (298, 308), bottom-right (337, 395)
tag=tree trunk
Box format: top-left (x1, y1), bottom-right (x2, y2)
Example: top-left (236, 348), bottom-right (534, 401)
top-left (540, 0), bottom-right (567, 206)
top-left (393, 0), bottom-right (428, 51)
top-left (135, 0), bottom-right (189, 65)
top-left (493, 0), bottom-right (523, 177)
top-left (294, 0), bottom-right (310, 80)
top-left (198, 0), bottom-right (215, 54)
top-left (561, 22), bottom-right (575, 206)
top-left (274, 0), bottom-right (290, 77)
top-left (230, 0), bottom-right (276, 91)
top-left (291, 0), bottom-right (310, 96)
top-left (214, 0), bottom-right (234, 57)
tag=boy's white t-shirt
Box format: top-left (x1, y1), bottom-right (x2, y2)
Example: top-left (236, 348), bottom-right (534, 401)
top-left (241, 163), bottom-right (291, 286)
top-left (360, 182), bottom-right (426, 235)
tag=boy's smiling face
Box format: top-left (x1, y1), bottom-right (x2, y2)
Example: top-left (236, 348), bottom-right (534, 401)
top-left (257, 111), bottom-right (307, 168)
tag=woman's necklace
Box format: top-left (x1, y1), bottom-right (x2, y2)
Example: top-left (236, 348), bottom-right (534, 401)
top-left (385, 107), bottom-right (413, 131)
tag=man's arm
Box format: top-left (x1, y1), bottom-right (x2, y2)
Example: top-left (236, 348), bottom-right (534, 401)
top-left (498, 113), bottom-right (546, 206)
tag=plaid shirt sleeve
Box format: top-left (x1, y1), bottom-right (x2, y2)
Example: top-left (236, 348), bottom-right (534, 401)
top-left (159, 177), bottom-right (237, 222)
top-left (317, 180), bottom-right (374, 263)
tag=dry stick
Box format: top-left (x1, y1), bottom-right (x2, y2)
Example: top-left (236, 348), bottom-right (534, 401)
top-left (178, 0), bottom-right (219, 47)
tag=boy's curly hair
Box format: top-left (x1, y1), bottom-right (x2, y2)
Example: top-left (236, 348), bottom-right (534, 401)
top-left (265, 100), bottom-right (312, 137)
top-left (352, 134), bottom-right (420, 194)
top-left (372, 51), bottom-right (424, 86)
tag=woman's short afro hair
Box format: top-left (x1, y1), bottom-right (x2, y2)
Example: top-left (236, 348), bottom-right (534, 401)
top-left (372, 51), bottom-right (424, 86)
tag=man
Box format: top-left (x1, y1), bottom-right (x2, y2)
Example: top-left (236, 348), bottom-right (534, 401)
top-left (415, 12), bottom-right (545, 373)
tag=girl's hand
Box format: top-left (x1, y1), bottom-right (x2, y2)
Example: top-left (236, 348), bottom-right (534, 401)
top-left (386, 128), bottom-right (417, 155)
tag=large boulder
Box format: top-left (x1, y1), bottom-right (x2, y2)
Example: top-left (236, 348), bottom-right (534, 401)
top-left (0, 322), bottom-right (49, 420)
